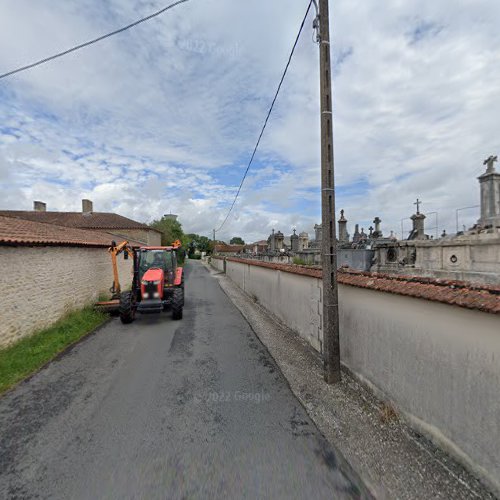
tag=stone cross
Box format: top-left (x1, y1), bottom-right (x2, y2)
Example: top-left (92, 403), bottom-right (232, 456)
top-left (484, 155), bottom-right (498, 173)
top-left (293, 228), bottom-right (296, 235)
top-left (414, 198), bottom-right (422, 215)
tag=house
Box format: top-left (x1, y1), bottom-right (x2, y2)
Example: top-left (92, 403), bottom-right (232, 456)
top-left (214, 243), bottom-right (245, 255)
top-left (0, 215), bottom-right (141, 347)
top-left (245, 240), bottom-right (268, 254)
top-left (0, 199), bottom-right (162, 246)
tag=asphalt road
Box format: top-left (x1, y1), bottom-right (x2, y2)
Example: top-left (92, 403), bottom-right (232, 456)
top-left (0, 261), bottom-right (360, 499)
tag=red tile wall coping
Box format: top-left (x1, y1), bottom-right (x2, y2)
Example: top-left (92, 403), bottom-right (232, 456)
top-left (213, 256), bottom-right (500, 315)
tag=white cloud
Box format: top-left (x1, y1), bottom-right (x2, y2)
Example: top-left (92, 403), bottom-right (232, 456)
top-left (0, 0), bottom-right (499, 243)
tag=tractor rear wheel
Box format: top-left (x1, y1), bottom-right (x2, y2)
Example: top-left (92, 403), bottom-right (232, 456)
top-left (119, 291), bottom-right (136, 324)
top-left (172, 288), bottom-right (183, 320)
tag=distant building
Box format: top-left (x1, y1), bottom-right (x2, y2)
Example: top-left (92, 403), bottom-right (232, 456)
top-left (246, 240), bottom-right (268, 254)
top-left (163, 213), bottom-right (178, 222)
top-left (214, 243), bottom-right (245, 255)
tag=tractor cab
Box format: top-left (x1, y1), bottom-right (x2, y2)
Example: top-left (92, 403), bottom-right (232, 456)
top-left (117, 243), bottom-right (184, 324)
top-left (138, 248), bottom-right (176, 285)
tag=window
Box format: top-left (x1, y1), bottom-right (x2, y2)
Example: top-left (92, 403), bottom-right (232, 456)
top-left (139, 250), bottom-right (173, 278)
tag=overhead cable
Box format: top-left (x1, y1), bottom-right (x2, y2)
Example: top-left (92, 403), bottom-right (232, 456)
top-left (0, 0), bottom-right (190, 80)
top-left (215, 0), bottom-right (313, 232)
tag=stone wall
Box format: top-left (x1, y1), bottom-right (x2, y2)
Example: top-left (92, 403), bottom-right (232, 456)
top-left (373, 231), bottom-right (500, 285)
top-left (0, 246), bottom-right (132, 347)
top-left (107, 228), bottom-right (161, 246)
top-left (211, 256), bottom-right (500, 494)
top-left (224, 258), bottom-right (323, 351)
top-left (337, 248), bottom-right (374, 271)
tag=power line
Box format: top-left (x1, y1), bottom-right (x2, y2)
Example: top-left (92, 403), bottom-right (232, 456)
top-left (0, 0), bottom-right (190, 80)
top-left (215, 0), bottom-right (313, 233)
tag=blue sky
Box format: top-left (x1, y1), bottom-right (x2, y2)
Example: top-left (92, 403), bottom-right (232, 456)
top-left (1, 0), bottom-right (499, 242)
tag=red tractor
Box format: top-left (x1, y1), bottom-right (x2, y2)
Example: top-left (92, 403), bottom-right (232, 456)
top-left (119, 243), bottom-right (184, 324)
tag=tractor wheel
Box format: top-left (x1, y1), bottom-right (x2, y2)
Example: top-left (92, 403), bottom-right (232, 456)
top-left (172, 288), bottom-right (183, 320)
top-left (119, 291), bottom-right (136, 324)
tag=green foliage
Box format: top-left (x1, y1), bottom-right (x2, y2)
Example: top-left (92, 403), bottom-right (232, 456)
top-left (0, 307), bottom-right (107, 395)
top-left (186, 233), bottom-right (212, 255)
top-left (176, 250), bottom-right (186, 266)
top-left (149, 217), bottom-right (185, 246)
top-left (293, 257), bottom-right (308, 266)
top-left (148, 217), bottom-right (213, 257)
top-left (230, 236), bottom-right (245, 245)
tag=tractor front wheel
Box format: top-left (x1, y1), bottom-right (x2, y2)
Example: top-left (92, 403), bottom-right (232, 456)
top-left (119, 291), bottom-right (136, 324)
top-left (172, 288), bottom-right (183, 320)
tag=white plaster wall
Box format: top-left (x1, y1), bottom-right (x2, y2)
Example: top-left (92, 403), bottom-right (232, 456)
top-left (225, 260), bottom-right (322, 351)
top-left (0, 246), bottom-right (132, 347)
top-left (339, 286), bottom-right (500, 492)
top-left (211, 257), bottom-right (225, 272)
top-left (215, 258), bottom-right (500, 493)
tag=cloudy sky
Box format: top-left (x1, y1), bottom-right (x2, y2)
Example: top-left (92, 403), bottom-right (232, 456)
top-left (1, 0), bottom-right (499, 242)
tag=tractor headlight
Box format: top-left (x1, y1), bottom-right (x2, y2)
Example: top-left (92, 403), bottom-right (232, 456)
top-left (143, 292), bottom-right (149, 299)
top-left (153, 292), bottom-right (160, 298)
top-left (152, 280), bottom-right (161, 285)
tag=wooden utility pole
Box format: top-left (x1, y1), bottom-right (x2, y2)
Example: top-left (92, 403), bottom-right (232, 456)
top-left (317, 0), bottom-right (341, 383)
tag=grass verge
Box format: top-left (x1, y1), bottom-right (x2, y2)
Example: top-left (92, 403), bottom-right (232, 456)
top-left (0, 307), bottom-right (108, 395)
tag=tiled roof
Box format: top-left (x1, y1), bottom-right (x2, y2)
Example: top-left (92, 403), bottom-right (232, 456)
top-left (214, 244), bottom-right (245, 253)
top-left (0, 210), bottom-right (161, 233)
top-left (0, 215), bottom-right (125, 247)
top-left (216, 257), bottom-right (500, 315)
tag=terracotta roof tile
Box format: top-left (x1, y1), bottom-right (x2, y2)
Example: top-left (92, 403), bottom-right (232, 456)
top-left (215, 244), bottom-right (245, 253)
top-left (0, 210), bottom-right (161, 233)
top-left (0, 215), bottom-right (130, 247)
top-left (216, 257), bottom-right (500, 315)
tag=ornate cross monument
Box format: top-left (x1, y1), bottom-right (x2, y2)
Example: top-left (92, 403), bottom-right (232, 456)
top-left (338, 209), bottom-right (349, 244)
top-left (414, 198), bottom-right (422, 215)
top-left (410, 198), bottom-right (426, 239)
top-left (478, 155), bottom-right (500, 228)
top-left (269, 229), bottom-right (276, 252)
top-left (290, 228), bottom-right (299, 252)
top-left (484, 155), bottom-right (497, 173)
top-left (373, 216), bottom-right (382, 238)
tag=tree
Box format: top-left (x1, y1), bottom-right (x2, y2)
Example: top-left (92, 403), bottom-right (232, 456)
top-left (150, 217), bottom-right (184, 246)
top-left (230, 236), bottom-right (245, 245)
top-left (186, 233), bottom-right (212, 255)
